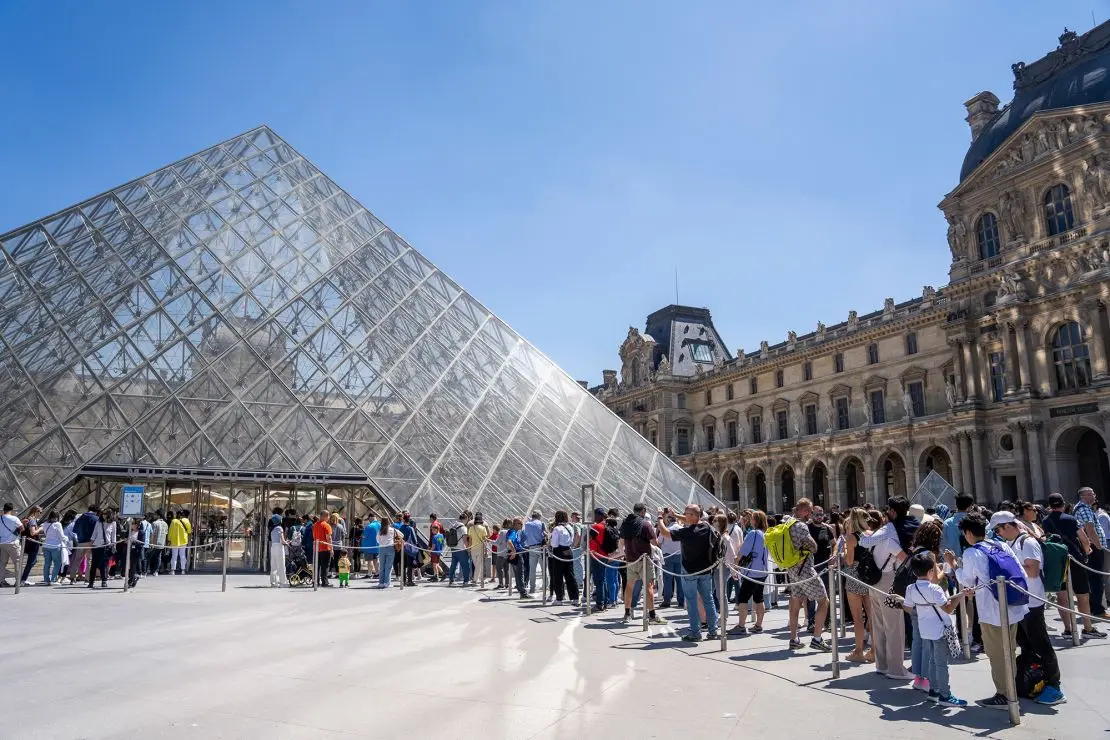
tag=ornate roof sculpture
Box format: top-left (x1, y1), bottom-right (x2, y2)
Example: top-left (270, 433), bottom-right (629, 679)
top-left (0, 126), bottom-right (721, 516)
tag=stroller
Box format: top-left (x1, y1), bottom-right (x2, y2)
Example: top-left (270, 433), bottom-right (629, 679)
top-left (285, 532), bottom-right (313, 587)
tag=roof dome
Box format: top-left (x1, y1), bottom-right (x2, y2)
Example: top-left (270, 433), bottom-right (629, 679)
top-left (960, 25), bottom-right (1110, 181)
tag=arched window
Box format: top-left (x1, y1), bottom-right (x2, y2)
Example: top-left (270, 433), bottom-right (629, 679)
top-left (1052, 321), bottom-right (1092, 391)
top-left (1044, 184), bottom-right (1075, 236)
top-left (976, 213), bottom-right (1000, 259)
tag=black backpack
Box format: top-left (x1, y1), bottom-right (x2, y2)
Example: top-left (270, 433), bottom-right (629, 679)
top-left (445, 524), bottom-right (463, 548)
top-left (854, 537), bottom-right (891, 586)
top-left (600, 524), bottom-right (620, 554)
top-left (890, 547), bottom-right (923, 597)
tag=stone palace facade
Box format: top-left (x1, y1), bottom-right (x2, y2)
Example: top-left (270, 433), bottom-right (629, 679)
top-left (592, 24), bottom-right (1110, 514)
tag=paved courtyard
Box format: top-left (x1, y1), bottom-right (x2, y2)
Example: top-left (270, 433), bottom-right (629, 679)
top-left (4, 574), bottom-right (1107, 739)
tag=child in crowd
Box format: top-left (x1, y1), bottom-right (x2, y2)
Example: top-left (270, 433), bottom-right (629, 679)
top-left (337, 552), bottom-right (351, 588)
top-left (902, 551), bottom-right (971, 708)
top-left (430, 529), bottom-right (446, 582)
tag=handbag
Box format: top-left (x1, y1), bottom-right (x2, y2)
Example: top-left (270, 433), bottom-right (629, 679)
top-left (912, 583), bottom-right (962, 659)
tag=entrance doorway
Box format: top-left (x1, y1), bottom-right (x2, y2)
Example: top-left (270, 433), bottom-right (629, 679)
top-left (811, 462), bottom-right (828, 508)
top-left (781, 467), bottom-right (796, 512)
top-left (753, 469), bottom-right (768, 511)
top-left (1077, 429), bottom-right (1110, 497)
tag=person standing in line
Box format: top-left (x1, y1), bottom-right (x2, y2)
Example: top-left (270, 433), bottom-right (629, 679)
top-left (447, 512), bottom-right (471, 586)
top-left (18, 506), bottom-right (43, 586)
top-left (943, 513), bottom-right (1029, 710)
top-left (349, 517), bottom-right (364, 576)
top-left (505, 516), bottom-right (531, 599)
top-left (0, 502), bottom-right (24, 587)
top-left (176, 510), bottom-right (192, 572)
top-left (783, 499), bottom-right (832, 652)
top-left (659, 510), bottom-right (685, 610)
top-left (127, 519), bottom-right (144, 588)
top-left (362, 511), bottom-right (380, 579)
top-left (1073, 487), bottom-right (1107, 618)
top-left (149, 510), bottom-right (167, 576)
top-left (468, 513), bottom-right (490, 587)
top-left (375, 514), bottom-right (395, 589)
top-left (337, 551), bottom-right (351, 588)
top-left (619, 503), bottom-right (666, 625)
top-left (569, 511), bottom-right (586, 592)
top-left (1042, 492), bottom-right (1102, 637)
top-left (901, 551), bottom-right (970, 708)
top-left (429, 526), bottom-right (446, 582)
top-left (58, 510), bottom-right (77, 584)
top-left (167, 510), bottom-right (189, 575)
top-left (329, 512), bottom-right (347, 576)
top-left (724, 510), bottom-right (744, 604)
top-left (269, 515), bottom-right (288, 587)
top-left (88, 509), bottom-right (115, 589)
top-left (396, 512), bottom-right (418, 587)
top-left (859, 498), bottom-right (914, 680)
top-left (733, 510), bottom-right (770, 635)
top-left (522, 510), bottom-right (547, 595)
top-left (40, 510), bottom-right (64, 585)
top-left (658, 504), bottom-right (720, 643)
top-left (312, 511), bottom-right (333, 587)
top-left (548, 511), bottom-right (580, 605)
top-left (842, 507), bottom-right (875, 662)
top-left (993, 511), bottom-right (1066, 706)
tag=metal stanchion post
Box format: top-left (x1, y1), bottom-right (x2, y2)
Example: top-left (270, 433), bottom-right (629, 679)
top-left (221, 524), bottom-right (230, 593)
top-left (14, 536), bottom-right (23, 595)
top-left (311, 541), bottom-right (318, 592)
top-left (123, 518), bottom-right (133, 593)
top-left (542, 548), bottom-right (549, 605)
top-left (1066, 568), bottom-right (1081, 646)
top-left (719, 557), bottom-right (728, 652)
top-left (960, 594), bottom-right (972, 661)
top-left (828, 561), bottom-right (840, 678)
top-left (642, 555), bottom-right (650, 632)
top-left (995, 576), bottom-right (1020, 726)
top-left (584, 549), bottom-right (592, 616)
top-left (399, 543), bottom-right (405, 592)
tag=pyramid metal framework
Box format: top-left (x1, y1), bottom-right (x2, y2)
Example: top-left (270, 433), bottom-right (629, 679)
top-left (0, 126), bottom-right (721, 518)
top-left (910, 470), bottom-right (958, 514)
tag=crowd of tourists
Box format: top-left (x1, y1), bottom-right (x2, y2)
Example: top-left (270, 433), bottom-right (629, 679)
top-left (6, 485), bottom-right (1108, 715)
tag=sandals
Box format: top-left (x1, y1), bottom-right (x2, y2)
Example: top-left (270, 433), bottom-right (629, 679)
top-left (846, 650), bottom-right (867, 663)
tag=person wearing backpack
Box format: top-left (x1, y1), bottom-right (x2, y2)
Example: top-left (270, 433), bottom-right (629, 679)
top-left (943, 513), bottom-right (1029, 710)
top-left (842, 507), bottom-right (876, 662)
top-left (859, 498), bottom-right (915, 680)
top-left (995, 511), bottom-right (1066, 706)
top-left (658, 504), bottom-right (721, 642)
top-left (588, 508), bottom-right (611, 611)
top-left (446, 512), bottom-right (472, 586)
top-left (768, 498), bottom-right (831, 652)
top-left (1042, 493), bottom-right (1102, 638)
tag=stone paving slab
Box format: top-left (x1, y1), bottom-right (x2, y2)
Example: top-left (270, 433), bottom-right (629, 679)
top-left (2, 575), bottom-right (1105, 738)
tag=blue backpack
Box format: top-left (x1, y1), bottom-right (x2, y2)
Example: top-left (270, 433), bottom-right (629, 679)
top-left (973, 542), bottom-right (1029, 606)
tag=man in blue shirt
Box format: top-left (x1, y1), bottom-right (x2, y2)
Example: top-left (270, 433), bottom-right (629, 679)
top-left (362, 512), bottom-right (381, 579)
top-left (505, 517), bottom-right (531, 599)
top-left (943, 493), bottom-right (974, 556)
top-left (521, 511), bottom-right (547, 596)
top-left (1075, 487), bottom-right (1107, 617)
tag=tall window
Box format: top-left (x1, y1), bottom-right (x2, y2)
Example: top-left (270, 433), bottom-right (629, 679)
top-left (804, 403), bottom-right (817, 435)
top-left (750, 377), bottom-right (758, 394)
top-left (676, 428), bottom-right (690, 455)
top-left (676, 393), bottom-right (686, 409)
top-left (727, 420), bottom-right (737, 448)
top-left (989, 351), bottom-right (1007, 401)
top-left (909, 381), bottom-right (926, 417)
top-left (776, 410), bottom-right (788, 440)
top-left (905, 332), bottom-right (918, 355)
top-left (803, 360), bottom-right (812, 381)
top-left (1044, 184), bottom-right (1075, 236)
top-left (834, 352), bottom-right (844, 373)
top-left (726, 383), bottom-right (734, 401)
top-left (650, 429), bottom-right (658, 448)
top-left (835, 397), bottom-right (850, 430)
top-left (870, 389), bottom-right (885, 424)
top-left (775, 369), bottom-right (784, 388)
top-left (1052, 321), bottom-right (1092, 391)
top-left (867, 343), bottom-right (879, 365)
top-left (751, 415), bottom-right (762, 444)
top-left (705, 389), bottom-right (712, 406)
top-left (976, 213), bottom-right (1000, 259)
top-left (705, 425), bottom-right (715, 451)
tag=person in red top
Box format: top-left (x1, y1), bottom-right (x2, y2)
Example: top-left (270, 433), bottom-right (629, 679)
top-left (589, 508), bottom-right (609, 611)
top-left (312, 511), bottom-right (333, 587)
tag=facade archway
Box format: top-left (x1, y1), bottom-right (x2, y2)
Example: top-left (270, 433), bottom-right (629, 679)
top-left (721, 469), bottom-right (741, 507)
top-left (810, 461), bottom-right (829, 509)
top-left (1053, 424), bottom-right (1110, 498)
top-left (919, 445), bottom-right (954, 485)
top-left (698, 471), bottom-right (717, 495)
top-left (840, 456), bottom-right (866, 508)
top-left (877, 450), bottom-right (907, 498)
top-left (749, 467), bottom-right (768, 512)
top-left (779, 465), bottom-right (796, 512)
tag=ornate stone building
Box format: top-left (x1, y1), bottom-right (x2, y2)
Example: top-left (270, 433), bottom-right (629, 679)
top-left (594, 24), bottom-right (1110, 513)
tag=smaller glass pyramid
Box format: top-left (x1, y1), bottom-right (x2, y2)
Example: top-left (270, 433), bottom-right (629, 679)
top-left (0, 126), bottom-right (720, 519)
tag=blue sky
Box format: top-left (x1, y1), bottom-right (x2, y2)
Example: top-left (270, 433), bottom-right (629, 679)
top-left (0, 2), bottom-right (1103, 382)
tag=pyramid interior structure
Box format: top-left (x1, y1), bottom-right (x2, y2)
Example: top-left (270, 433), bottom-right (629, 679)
top-left (0, 126), bottom-right (720, 518)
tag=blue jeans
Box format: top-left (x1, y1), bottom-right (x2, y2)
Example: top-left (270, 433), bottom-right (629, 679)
top-left (590, 557), bottom-right (607, 609)
top-left (449, 549), bottom-right (471, 584)
top-left (682, 574), bottom-right (719, 638)
top-left (377, 547), bottom-right (395, 587)
top-left (910, 613), bottom-right (924, 676)
top-left (662, 553), bottom-right (685, 606)
top-left (920, 637), bottom-right (950, 697)
top-left (605, 560), bottom-right (620, 604)
top-left (42, 548), bottom-right (62, 583)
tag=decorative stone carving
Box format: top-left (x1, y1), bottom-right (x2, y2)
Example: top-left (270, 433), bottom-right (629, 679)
top-left (883, 297), bottom-right (895, 319)
top-left (816, 321), bottom-right (826, 340)
top-left (999, 189), bottom-right (1027, 242)
top-left (791, 411), bottom-right (801, 438)
top-left (737, 424), bottom-right (746, 447)
top-left (997, 268), bottom-right (1024, 299)
top-left (787, 330), bottom-right (797, 345)
top-left (618, 327), bottom-right (656, 389)
top-left (759, 340), bottom-right (770, 355)
top-left (901, 382), bottom-right (913, 420)
top-left (922, 285), bottom-right (936, 302)
top-left (860, 396), bottom-right (871, 426)
top-left (735, 348), bottom-right (745, 365)
top-left (946, 214), bottom-right (967, 261)
top-left (847, 310), bottom-right (858, 331)
top-left (657, 354), bottom-right (671, 375)
top-left (945, 378), bottom-right (957, 409)
top-left (670, 432), bottom-right (677, 457)
top-left (824, 403), bottom-right (834, 433)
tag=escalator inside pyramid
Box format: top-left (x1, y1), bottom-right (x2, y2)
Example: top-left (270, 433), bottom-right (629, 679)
top-left (0, 126), bottom-right (719, 525)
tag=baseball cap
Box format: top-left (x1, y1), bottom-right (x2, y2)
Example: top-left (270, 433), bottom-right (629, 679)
top-left (988, 511), bottom-right (1016, 531)
top-left (593, 507), bottom-right (606, 518)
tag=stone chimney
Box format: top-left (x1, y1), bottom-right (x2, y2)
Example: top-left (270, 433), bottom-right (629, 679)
top-left (964, 91), bottom-right (1001, 141)
top-left (602, 369), bottom-right (618, 388)
top-left (576, 380), bottom-right (589, 389)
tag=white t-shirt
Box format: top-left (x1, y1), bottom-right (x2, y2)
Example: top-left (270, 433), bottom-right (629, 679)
top-left (953, 541), bottom-right (1029, 627)
top-left (376, 524), bottom-right (395, 550)
top-left (903, 580), bottom-right (951, 640)
top-left (725, 524), bottom-right (742, 567)
top-left (550, 524), bottom-right (575, 549)
top-left (660, 523), bottom-right (683, 557)
top-left (43, 521), bottom-right (65, 547)
top-left (270, 525), bottom-right (284, 545)
top-left (0, 514), bottom-right (23, 544)
top-left (1014, 534), bottom-right (1046, 605)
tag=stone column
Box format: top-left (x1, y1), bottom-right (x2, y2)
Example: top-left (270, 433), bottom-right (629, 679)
top-left (1002, 324), bottom-right (1019, 395)
top-left (904, 444), bottom-right (920, 492)
top-left (1009, 422), bottom-right (1030, 501)
top-left (830, 468), bottom-right (842, 510)
top-left (949, 433), bottom-right (965, 491)
top-left (1024, 421), bottom-right (1045, 500)
top-left (949, 339), bottom-right (966, 403)
top-left (976, 340), bottom-right (991, 405)
top-left (865, 454), bottom-right (880, 505)
top-left (1014, 320), bottom-right (1033, 393)
top-left (766, 465), bottom-right (778, 515)
top-left (961, 340), bottom-right (978, 401)
top-left (1084, 299), bottom-right (1109, 380)
top-left (970, 429), bottom-right (988, 503)
top-left (958, 432), bottom-right (973, 496)
top-left (736, 468), bottom-right (748, 509)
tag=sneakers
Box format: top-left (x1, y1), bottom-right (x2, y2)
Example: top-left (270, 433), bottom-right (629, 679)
top-left (927, 690), bottom-right (939, 703)
top-left (938, 694), bottom-right (968, 708)
top-left (912, 677), bottom-right (932, 693)
top-left (519, 593), bottom-right (533, 600)
top-left (550, 599), bottom-right (563, 606)
top-left (789, 639), bottom-right (804, 650)
top-left (681, 633), bottom-right (702, 643)
top-left (970, 642), bottom-right (984, 655)
top-left (1081, 628), bottom-right (1106, 638)
top-left (706, 633), bottom-right (719, 641)
top-left (620, 611), bottom-right (633, 623)
top-left (885, 671), bottom-right (916, 681)
top-left (648, 615), bottom-right (669, 626)
top-left (976, 694), bottom-right (1009, 710)
top-left (1035, 685), bottom-right (1067, 706)
top-left (809, 637), bottom-right (831, 652)
top-left (750, 625), bottom-right (763, 634)
top-left (728, 624), bottom-right (748, 635)
top-left (659, 601), bottom-right (671, 609)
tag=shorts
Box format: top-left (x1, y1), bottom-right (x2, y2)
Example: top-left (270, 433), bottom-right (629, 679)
top-left (1067, 560), bottom-right (1091, 596)
top-left (366, 553), bottom-right (378, 562)
top-left (736, 576), bottom-right (765, 604)
top-left (430, 554), bottom-right (442, 564)
top-left (787, 563), bottom-right (828, 602)
top-left (626, 560), bottom-right (656, 583)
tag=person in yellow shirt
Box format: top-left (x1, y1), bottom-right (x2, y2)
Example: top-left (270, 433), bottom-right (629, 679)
top-left (468, 513), bottom-right (490, 586)
top-left (168, 509), bottom-right (191, 575)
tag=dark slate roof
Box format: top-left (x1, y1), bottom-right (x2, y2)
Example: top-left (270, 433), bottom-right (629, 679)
top-left (961, 23), bottom-right (1110, 181)
top-left (645, 305), bottom-right (731, 377)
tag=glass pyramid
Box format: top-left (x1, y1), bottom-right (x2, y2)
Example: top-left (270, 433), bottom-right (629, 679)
top-left (0, 126), bottom-right (720, 519)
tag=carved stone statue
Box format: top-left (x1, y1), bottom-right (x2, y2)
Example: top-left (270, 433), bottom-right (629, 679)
top-left (791, 411), bottom-right (801, 438)
top-left (735, 348), bottom-right (745, 365)
top-left (945, 378), bottom-right (957, 409)
top-left (861, 396), bottom-right (872, 426)
top-left (657, 354), bottom-right (671, 375)
top-left (1021, 133), bottom-right (1035, 161)
top-left (816, 321), bottom-right (826, 334)
top-left (1084, 115), bottom-right (1102, 137)
top-left (998, 268), bottom-right (1022, 297)
top-left (787, 330), bottom-right (797, 345)
top-left (946, 214), bottom-right (967, 260)
top-left (760, 340), bottom-right (770, 355)
top-left (883, 297), bottom-right (895, 317)
top-left (922, 285), bottom-right (936, 302)
top-left (737, 424), bottom-right (746, 447)
top-left (1000, 190), bottom-right (1025, 241)
top-left (1049, 120), bottom-right (1067, 150)
top-left (1035, 126), bottom-right (1051, 157)
top-left (847, 310), bottom-right (858, 330)
top-left (823, 404), bottom-right (834, 433)
top-left (901, 382), bottom-right (913, 419)
top-left (670, 433), bottom-right (677, 457)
